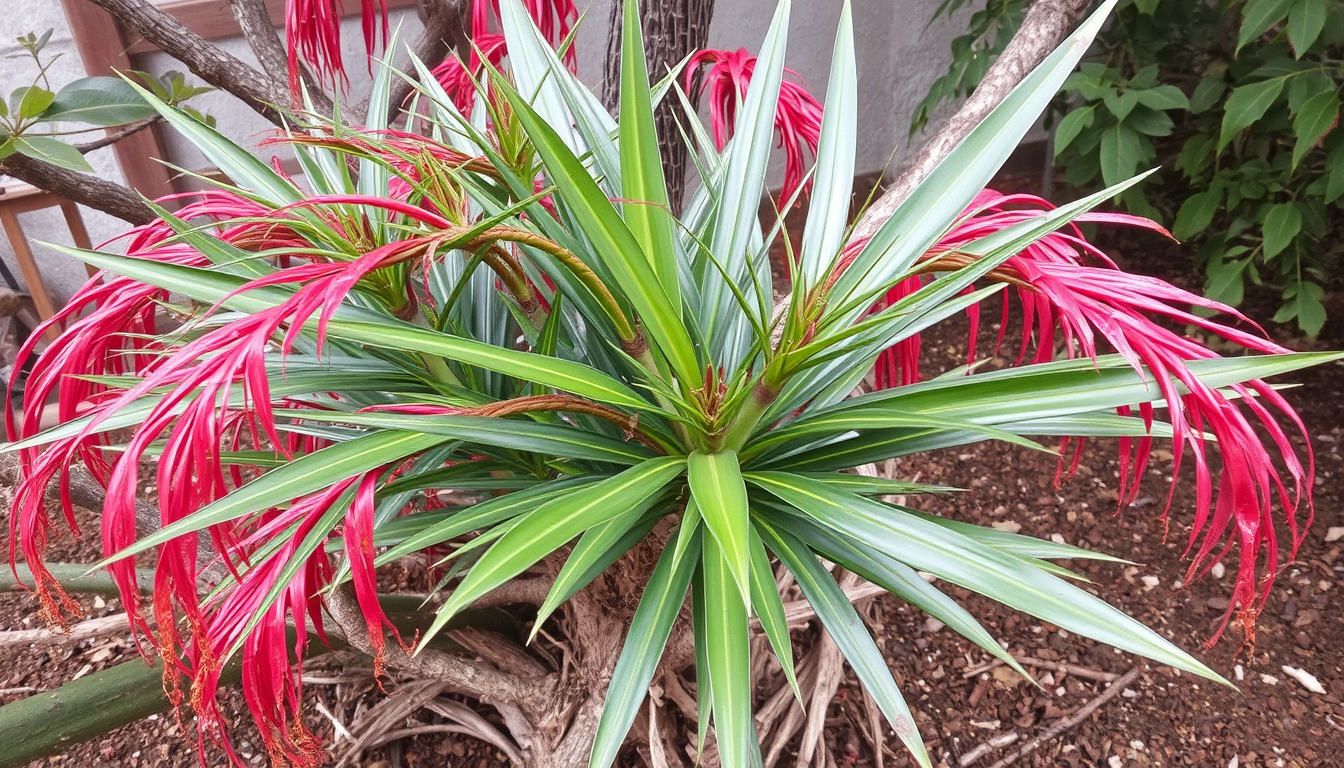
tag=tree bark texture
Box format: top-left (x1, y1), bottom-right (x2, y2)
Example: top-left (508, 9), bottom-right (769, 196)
top-left (381, 0), bottom-right (472, 124)
top-left (0, 153), bottom-right (155, 225)
top-left (226, 0), bottom-right (337, 116)
top-left (602, 0), bottom-right (716, 211)
top-left (84, 0), bottom-right (290, 126)
top-left (849, 0), bottom-right (1092, 242)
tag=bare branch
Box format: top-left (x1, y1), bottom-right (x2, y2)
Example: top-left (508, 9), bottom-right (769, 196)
top-left (473, 577), bottom-right (552, 609)
top-left (381, 0), bottom-right (471, 124)
top-left (325, 583), bottom-right (556, 708)
top-left (0, 455), bottom-right (156, 538)
top-left (73, 118), bottom-right (160, 154)
top-left (84, 0), bottom-right (289, 125)
top-left (850, 0), bottom-right (1092, 242)
top-left (0, 153), bottom-right (154, 225)
top-left (227, 0), bottom-right (335, 116)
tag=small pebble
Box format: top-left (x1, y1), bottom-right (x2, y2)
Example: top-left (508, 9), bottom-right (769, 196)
top-left (1326, 526), bottom-right (1344, 542)
top-left (1141, 575), bottom-right (1160, 588)
top-left (1211, 562), bottom-right (1225, 579)
top-left (1260, 674), bottom-right (1279, 686)
top-left (1050, 533), bottom-right (1065, 544)
top-left (1234, 664), bottom-right (1245, 681)
top-left (1281, 665), bottom-right (1326, 694)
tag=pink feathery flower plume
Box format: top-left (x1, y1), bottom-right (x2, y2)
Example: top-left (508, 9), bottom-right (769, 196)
top-left (432, 33), bottom-right (510, 114)
top-left (190, 466), bottom-right (404, 768)
top-left (5, 190), bottom-right (308, 630)
top-left (684, 47), bottom-right (823, 203)
top-left (285, 0), bottom-right (388, 97)
top-left (6, 189), bottom-right (453, 763)
top-left (433, 0), bottom-right (578, 114)
top-left (860, 190), bottom-right (1314, 645)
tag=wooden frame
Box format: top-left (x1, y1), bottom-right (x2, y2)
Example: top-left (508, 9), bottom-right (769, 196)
top-left (57, 0), bottom-right (419, 200)
top-left (126, 0), bottom-right (420, 55)
top-left (58, 0), bottom-right (176, 199)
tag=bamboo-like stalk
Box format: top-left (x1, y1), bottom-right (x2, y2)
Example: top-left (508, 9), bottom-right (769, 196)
top-left (0, 653), bottom-right (242, 768)
top-left (0, 563), bottom-right (153, 597)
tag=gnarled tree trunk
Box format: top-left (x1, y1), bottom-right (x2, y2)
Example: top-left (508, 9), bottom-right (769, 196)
top-left (601, 0), bottom-right (717, 211)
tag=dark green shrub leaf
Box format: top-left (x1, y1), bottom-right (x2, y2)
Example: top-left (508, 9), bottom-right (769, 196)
top-left (1054, 106), bottom-right (1095, 155)
top-left (1125, 106), bottom-right (1175, 137)
top-left (1204, 255), bottom-right (1249, 307)
top-left (1274, 280), bottom-right (1326, 335)
top-left (44, 77), bottom-right (157, 126)
top-left (1291, 89), bottom-right (1339, 168)
top-left (1173, 188), bottom-right (1223, 241)
top-left (1104, 88), bottom-right (1140, 121)
top-left (1288, 0), bottom-right (1329, 56)
top-left (1238, 0), bottom-right (1293, 53)
top-left (1328, 141), bottom-right (1344, 202)
top-left (12, 136), bottom-right (91, 172)
top-left (1134, 84), bottom-right (1189, 111)
top-left (1261, 202), bottom-right (1303, 259)
top-left (1099, 124), bottom-right (1143, 185)
top-left (1190, 76), bottom-right (1227, 113)
top-left (1220, 78), bottom-right (1286, 148)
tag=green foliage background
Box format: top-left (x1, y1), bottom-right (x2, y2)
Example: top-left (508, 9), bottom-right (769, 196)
top-left (917, 0), bottom-right (1344, 336)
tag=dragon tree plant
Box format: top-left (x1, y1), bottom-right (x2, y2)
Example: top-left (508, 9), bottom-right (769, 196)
top-left (4, 0), bottom-right (1338, 766)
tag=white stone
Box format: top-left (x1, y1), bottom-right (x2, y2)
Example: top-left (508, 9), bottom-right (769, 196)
top-left (1281, 665), bottom-right (1326, 694)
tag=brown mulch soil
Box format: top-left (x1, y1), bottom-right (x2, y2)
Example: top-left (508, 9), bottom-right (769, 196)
top-left (2, 172), bottom-right (1342, 768)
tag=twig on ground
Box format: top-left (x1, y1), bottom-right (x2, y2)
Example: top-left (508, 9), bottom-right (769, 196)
top-left (982, 666), bottom-right (1142, 768)
top-left (963, 655), bottom-right (1120, 683)
top-left (314, 699), bottom-right (354, 742)
top-left (0, 612), bottom-right (131, 648)
top-left (958, 733), bottom-right (1020, 767)
top-left (424, 697), bottom-right (525, 765)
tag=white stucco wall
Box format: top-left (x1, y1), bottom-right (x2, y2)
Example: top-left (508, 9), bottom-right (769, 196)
top-left (1, 0), bottom-right (132, 311)
top-left (2, 0), bottom-right (976, 307)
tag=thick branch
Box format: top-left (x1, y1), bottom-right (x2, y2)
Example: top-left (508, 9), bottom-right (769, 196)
top-left (602, 0), bottom-right (716, 209)
top-left (326, 583), bottom-right (555, 708)
top-left (84, 0), bottom-right (288, 125)
top-left (0, 455), bottom-right (157, 537)
top-left (850, 0), bottom-right (1092, 241)
top-left (382, 0), bottom-right (471, 124)
top-left (228, 0), bottom-right (334, 116)
top-left (0, 153), bottom-right (154, 225)
top-left (0, 456), bottom-right (223, 585)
